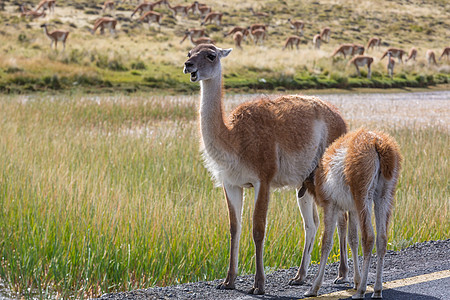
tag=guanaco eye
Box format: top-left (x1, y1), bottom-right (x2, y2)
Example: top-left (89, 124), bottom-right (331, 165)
top-left (187, 52), bottom-right (191, 58)
top-left (206, 53), bottom-right (216, 61)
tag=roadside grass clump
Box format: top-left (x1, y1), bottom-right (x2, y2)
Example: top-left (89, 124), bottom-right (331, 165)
top-left (0, 94), bottom-right (448, 298)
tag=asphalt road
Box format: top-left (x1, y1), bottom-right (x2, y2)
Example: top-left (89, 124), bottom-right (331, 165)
top-left (97, 239), bottom-right (450, 300)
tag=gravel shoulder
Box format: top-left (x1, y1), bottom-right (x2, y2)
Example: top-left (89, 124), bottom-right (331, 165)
top-left (97, 239), bottom-right (450, 300)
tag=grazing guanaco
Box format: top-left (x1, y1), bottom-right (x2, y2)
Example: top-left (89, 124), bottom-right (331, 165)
top-left (405, 47), bottom-right (417, 62)
top-left (283, 35), bottom-right (301, 50)
top-left (183, 43), bottom-right (347, 295)
top-left (180, 28), bottom-right (205, 44)
top-left (130, 0), bottom-right (164, 18)
top-left (184, 31), bottom-right (214, 46)
top-left (233, 31), bottom-right (243, 49)
top-left (165, 1), bottom-right (189, 18)
top-left (138, 11), bottom-right (162, 30)
top-left (224, 26), bottom-right (249, 39)
top-left (386, 51), bottom-right (395, 78)
top-left (40, 23), bottom-right (69, 51)
top-left (91, 17), bottom-right (117, 35)
top-left (381, 48), bottom-right (406, 64)
top-left (248, 23), bottom-right (266, 32)
top-left (439, 47), bottom-right (450, 61)
top-left (332, 44), bottom-right (357, 58)
top-left (320, 27), bottom-right (330, 43)
top-left (426, 50), bottom-right (437, 65)
top-left (249, 7), bottom-right (269, 18)
top-left (305, 128), bottom-right (402, 299)
top-left (348, 55), bottom-right (373, 79)
top-left (35, 0), bottom-right (55, 14)
top-left (250, 28), bottom-right (266, 45)
top-left (21, 9), bottom-right (46, 19)
top-left (313, 34), bottom-right (321, 49)
top-left (353, 44), bottom-right (365, 55)
top-left (102, 1), bottom-right (114, 14)
top-left (288, 18), bottom-right (304, 35)
top-left (190, 1), bottom-right (211, 17)
top-left (201, 12), bottom-right (223, 26)
top-left (366, 37), bottom-right (381, 51)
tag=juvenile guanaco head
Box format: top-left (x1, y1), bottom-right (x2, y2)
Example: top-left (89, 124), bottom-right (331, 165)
top-left (183, 44), bottom-right (232, 82)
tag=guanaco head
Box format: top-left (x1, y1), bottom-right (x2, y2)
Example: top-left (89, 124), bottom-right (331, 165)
top-left (183, 44), bottom-right (232, 82)
top-left (40, 23), bottom-right (47, 28)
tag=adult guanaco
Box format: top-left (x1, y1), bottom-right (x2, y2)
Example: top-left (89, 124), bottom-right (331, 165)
top-left (184, 31), bottom-right (214, 46)
top-left (131, 0), bottom-right (164, 18)
top-left (305, 128), bottom-right (402, 299)
top-left (180, 28), bottom-right (205, 44)
top-left (248, 23), bottom-right (266, 32)
top-left (366, 37), bottom-right (381, 51)
top-left (190, 1), bottom-right (211, 17)
top-left (138, 11), bottom-right (162, 30)
top-left (353, 44), bottom-right (365, 55)
top-left (224, 26), bottom-right (249, 39)
top-left (426, 50), bottom-right (437, 65)
top-left (183, 43), bottom-right (348, 295)
top-left (250, 28), bottom-right (266, 46)
top-left (201, 11), bottom-right (223, 26)
top-left (320, 27), bottom-right (330, 43)
top-left (386, 51), bottom-right (395, 78)
top-left (331, 44), bottom-right (357, 59)
top-left (102, 1), bottom-right (114, 14)
top-left (287, 18), bottom-right (304, 35)
top-left (405, 47), bottom-right (417, 62)
top-left (381, 48), bottom-right (406, 63)
top-left (283, 35), bottom-right (301, 50)
top-left (165, 1), bottom-right (189, 18)
top-left (40, 23), bottom-right (69, 51)
top-left (249, 7), bottom-right (269, 18)
top-left (348, 55), bottom-right (373, 79)
top-left (20, 6), bottom-right (46, 19)
top-left (439, 47), bottom-right (450, 61)
top-left (91, 17), bottom-right (117, 35)
top-left (35, 0), bottom-right (55, 14)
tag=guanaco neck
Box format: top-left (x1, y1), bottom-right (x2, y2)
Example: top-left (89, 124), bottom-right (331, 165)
top-left (199, 69), bottom-right (230, 153)
top-left (42, 26), bottom-right (51, 38)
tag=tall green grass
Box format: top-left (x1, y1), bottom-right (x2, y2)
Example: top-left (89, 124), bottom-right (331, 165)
top-left (0, 94), bottom-right (448, 298)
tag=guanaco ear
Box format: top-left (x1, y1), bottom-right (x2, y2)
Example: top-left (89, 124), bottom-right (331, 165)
top-left (219, 48), bottom-right (232, 58)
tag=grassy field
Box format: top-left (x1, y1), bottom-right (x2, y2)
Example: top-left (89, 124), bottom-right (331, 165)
top-left (0, 0), bottom-right (449, 93)
top-left (0, 92), bottom-right (448, 298)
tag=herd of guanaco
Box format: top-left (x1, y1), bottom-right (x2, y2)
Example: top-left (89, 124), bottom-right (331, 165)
top-left (12, 0), bottom-right (449, 79)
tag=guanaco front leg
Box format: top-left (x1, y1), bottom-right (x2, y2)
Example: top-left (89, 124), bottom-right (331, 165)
top-left (217, 183), bottom-right (243, 290)
top-left (289, 190), bottom-right (319, 285)
top-left (248, 181), bottom-right (270, 295)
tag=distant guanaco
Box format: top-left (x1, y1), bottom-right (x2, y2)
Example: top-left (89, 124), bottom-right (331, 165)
top-left (405, 47), bottom-right (417, 62)
top-left (40, 24), bottom-right (69, 51)
top-left (283, 36), bottom-right (301, 50)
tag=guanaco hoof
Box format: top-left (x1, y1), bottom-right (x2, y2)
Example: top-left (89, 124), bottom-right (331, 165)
top-left (288, 278), bottom-right (306, 285)
top-left (333, 276), bottom-right (350, 284)
top-left (216, 282), bottom-right (235, 290)
top-left (247, 287), bottom-right (265, 295)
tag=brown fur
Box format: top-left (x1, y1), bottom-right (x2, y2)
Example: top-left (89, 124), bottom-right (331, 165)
top-left (184, 44), bottom-right (348, 295)
top-left (439, 47), bottom-right (450, 61)
top-left (283, 36), bottom-right (301, 50)
top-left (366, 37), bottom-right (381, 51)
top-left (405, 47), bottom-right (417, 62)
top-left (307, 128), bottom-right (402, 298)
top-left (381, 47), bottom-right (406, 63)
